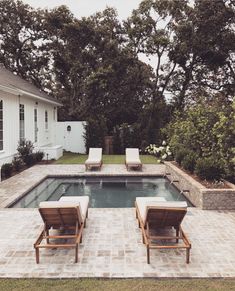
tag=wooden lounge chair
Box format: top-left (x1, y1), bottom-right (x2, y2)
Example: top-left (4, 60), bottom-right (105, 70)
top-left (34, 196), bottom-right (89, 263)
top-left (135, 198), bottom-right (191, 264)
top-left (125, 148), bottom-right (142, 171)
top-left (85, 148), bottom-right (103, 171)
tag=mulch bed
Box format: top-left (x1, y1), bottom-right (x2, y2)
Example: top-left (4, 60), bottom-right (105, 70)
top-left (1, 160), bottom-right (54, 182)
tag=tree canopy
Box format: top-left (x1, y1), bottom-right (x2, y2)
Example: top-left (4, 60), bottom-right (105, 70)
top-left (0, 0), bottom-right (234, 145)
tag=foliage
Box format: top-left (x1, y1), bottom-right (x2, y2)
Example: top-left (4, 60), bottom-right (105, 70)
top-left (12, 157), bottom-right (23, 172)
top-left (34, 151), bottom-right (44, 162)
top-left (17, 139), bottom-right (34, 163)
top-left (112, 126), bottom-right (122, 154)
top-left (175, 148), bottom-right (191, 166)
top-left (1, 163), bottom-right (13, 178)
top-left (84, 117), bottom-right (107, 153)
top-left (24, 154), bottom-right (36, 167)
top-left (166, 99), bottom-right (235, 181)
top-left (112, 123), bottom-right (142, 154)
top-left (145, 141), bottom-right (172, 163)
top-left (195, 157), bottom-right (225, 181)
top-left (181, 152), bottom-right (198, 173)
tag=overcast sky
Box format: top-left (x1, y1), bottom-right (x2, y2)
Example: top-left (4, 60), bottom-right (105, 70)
top-left (22, 0), bottom-right (142, 20)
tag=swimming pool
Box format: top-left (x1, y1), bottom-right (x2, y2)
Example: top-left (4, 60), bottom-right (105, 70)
top-left (11, 176), bottom-right (192, 208)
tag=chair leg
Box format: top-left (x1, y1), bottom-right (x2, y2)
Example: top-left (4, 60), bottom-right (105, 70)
top-left (75, 244), bottom-right (78, 263)
top-left (46, 229), bottom-right (49, 244)
top-left (35, 248), bottom-right (40, 264)
top-left (176, 228), bottom-right (179, 243)
top-left (80, 234), bottom-right (82, 243)
top-left (147, 245), bottom-right (150, 264)
top-left (186, 249), bottom-right (190, 264)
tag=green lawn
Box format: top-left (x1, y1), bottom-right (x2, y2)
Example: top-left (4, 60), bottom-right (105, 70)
top-left (0, 279), bottom-right (234, 291)
top-left (54, 152), bottom-right (159, 164)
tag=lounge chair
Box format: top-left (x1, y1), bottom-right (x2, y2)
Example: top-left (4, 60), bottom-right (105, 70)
top-left (34, 196), bottom-right (89, 263)
top-left (135, 197), bottom-right (191, 264)
top-left (85, 148), bottom-right (102, 171)
top-left (125, 148), bottom-right (142, 171)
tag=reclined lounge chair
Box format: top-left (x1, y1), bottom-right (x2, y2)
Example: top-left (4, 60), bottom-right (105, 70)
top-left (125, 148), bottom-right (142, 171)
top-left (135, 197), bottom-right (191, 264)
top-left (34, 196), bottom-right (89, 263)
top-left (85, 148), bottom-right (103, 171)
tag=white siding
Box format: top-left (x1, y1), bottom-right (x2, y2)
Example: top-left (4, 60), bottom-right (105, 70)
top-left (0, 91), bottom-right (59, 166)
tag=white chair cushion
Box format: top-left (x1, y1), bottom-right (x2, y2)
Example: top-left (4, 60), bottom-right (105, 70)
top-left (136, 197), bottom-right (187, 223)
top-left (85, 148), bottom-right (102, 164)
top-left (136, 197), bottom-right (166, 223)
top-left (126, 148), bottom-right (141, 164)
top-left (59, 196), bottom-right (89, 219)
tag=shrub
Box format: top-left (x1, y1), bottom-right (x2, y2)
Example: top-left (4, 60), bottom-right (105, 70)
top-left (12, 157), bottom-right (23, 172)
top-left (112, 126), bottom-right (122, 154)
top-left (34, 151), bottom-right (44, 162)
top-left (145, 141), bottom-right (172, 162)
top-left (195, 157), bottom-right (225, 181)
top-left (84, 117), bottom-right (107, 153)
top-left (112, 123), bottom-right (142, 154)
top-left (1, 163), bottom-right (13, 179)
top-left (175, 148), bottom-right (191, 165)
top-left (24, 153), bottom-right (37, 167)
top-left (17, 139), bottom-right (34, 164)
top-left (181, 152), bottom-right (198, 173)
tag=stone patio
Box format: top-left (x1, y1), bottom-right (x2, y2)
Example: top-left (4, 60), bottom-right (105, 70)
top-left (0, 164), bottom-right (234, 278)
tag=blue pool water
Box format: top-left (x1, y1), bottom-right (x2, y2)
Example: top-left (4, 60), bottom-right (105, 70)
top-left (11, 177), bottom-right (192, 208)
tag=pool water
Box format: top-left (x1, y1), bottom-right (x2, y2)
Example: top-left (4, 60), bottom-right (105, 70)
top-left (11, 177), bottom-right (192, 208)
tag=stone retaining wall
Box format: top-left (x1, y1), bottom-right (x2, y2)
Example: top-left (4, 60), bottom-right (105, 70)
top-left (165, 162), bottom-right (235, 210)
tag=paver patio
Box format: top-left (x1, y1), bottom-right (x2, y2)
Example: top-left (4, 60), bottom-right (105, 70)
top-left (0, 164), bottom-right (234, 278)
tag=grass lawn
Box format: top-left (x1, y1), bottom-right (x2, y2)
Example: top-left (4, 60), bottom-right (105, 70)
top-left (0, 279), bottom-right (234, 291)
top-left (54, 152), bottom-right (159, 164)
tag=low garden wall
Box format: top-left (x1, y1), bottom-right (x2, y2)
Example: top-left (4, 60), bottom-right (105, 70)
top-left (165, 161), bottom-right (235, 210)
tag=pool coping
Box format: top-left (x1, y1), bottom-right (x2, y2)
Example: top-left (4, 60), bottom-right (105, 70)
top-left (0, 164), bottom-right (166, 208)
top-left (9, 174), bottom-right (189, 209)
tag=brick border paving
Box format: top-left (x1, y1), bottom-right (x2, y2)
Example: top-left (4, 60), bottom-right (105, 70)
top-left (0, 164), bottom-right (234, 278)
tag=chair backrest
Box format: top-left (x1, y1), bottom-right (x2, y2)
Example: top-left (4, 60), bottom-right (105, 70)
top-left (126, 148), bottom-right (140, 159)
top-left (88, 148), bottom-right (102, 160)
top-left (146, 207), bottom-right (187, 228)
top-left (39, 202), bottom-right (83, 228)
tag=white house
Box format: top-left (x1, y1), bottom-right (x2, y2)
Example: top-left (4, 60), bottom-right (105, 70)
top-left (0, 65), bottom-right (63, 165)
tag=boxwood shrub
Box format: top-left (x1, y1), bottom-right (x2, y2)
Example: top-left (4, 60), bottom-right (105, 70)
top-left (195, 157), bottom-right (224, 181)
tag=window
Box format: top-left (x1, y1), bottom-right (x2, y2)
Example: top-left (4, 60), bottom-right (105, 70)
top-left (45, 110), bottom-right (48, 130)
top-left (34, 108), bottom-right (38, 142)
top-left (19, 104), bottom-right (25, 142)
top-left (0, 101), bottom-right (3, 150)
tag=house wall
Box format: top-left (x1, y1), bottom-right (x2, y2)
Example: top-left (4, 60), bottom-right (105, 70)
top-left (0, 91), bottom-right (59, 166)
top-left (56, 121), bottom-right (86, 154)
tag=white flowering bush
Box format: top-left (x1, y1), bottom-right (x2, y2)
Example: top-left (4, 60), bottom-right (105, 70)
top-left (145, 141), bottom-right (172, 162)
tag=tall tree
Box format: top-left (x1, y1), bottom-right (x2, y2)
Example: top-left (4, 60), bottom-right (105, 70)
top-left (0, 0), bottom-right (52, 90)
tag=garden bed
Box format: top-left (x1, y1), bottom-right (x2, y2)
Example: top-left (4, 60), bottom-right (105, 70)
top-left (171, 161), bottom-right (232, 189)
top-left (165, 161), bottom-right (235, 210)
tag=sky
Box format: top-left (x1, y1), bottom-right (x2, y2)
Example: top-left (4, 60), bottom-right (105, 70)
top-left (21, 0), bottom-right (143, 20)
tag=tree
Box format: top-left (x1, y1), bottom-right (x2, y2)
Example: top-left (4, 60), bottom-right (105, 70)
top-left (49, 7), bottom-right (154, 131)
top-left (126, 0), bottom-right (235, 110)
top-left (0, 0), bottom-right (52, 90)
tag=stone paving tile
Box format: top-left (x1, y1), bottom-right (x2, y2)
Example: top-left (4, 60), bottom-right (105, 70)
top-left (0, 164), bottom-right (234, 278)
top-left (0, 208), bottom-right (234, 278)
